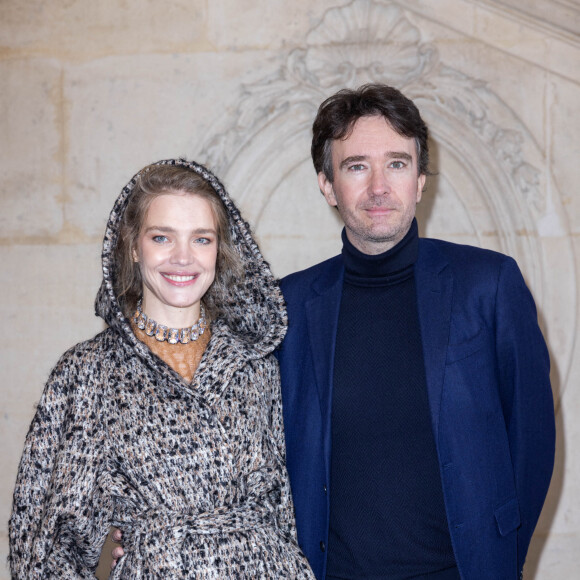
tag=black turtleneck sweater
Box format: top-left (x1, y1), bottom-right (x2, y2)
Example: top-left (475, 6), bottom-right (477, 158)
top-left (326, 221), bottom-right (458, 580)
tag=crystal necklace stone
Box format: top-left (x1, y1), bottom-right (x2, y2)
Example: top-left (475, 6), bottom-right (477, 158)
top-left (167, 328), bottom-right (180, 345)
top-left (191, 324), bottom-right (199, 341)
top-left (154, 325), bottom-right (168, 342)
top-left (179, 328), bottom-right (191, 344)
top-left (145, 318), bottom-right (156, 336)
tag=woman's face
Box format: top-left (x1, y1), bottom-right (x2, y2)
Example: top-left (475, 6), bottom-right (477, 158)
top-left (133, 191), bottom-right (218, 327)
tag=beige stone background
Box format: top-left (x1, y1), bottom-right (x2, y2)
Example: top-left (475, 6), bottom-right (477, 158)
top-left (1, 0), bottom-right (579, 578)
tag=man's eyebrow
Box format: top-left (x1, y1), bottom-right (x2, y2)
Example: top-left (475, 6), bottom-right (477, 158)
top-left (339, 155), bottom-right (367, 170)
top-left (387, 151), bottom-right (413, 162)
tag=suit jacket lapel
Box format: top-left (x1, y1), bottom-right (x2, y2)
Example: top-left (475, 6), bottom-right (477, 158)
top-left (305, 258), bottom-right (344, 459)
top-left (415, 240), bottom-right (453, 439)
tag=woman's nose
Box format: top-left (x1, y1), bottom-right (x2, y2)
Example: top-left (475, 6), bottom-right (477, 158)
top-left (170, 241), bottom-right (193, 265)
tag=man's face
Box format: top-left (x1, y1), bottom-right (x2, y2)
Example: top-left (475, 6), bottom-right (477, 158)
top-left (318, 115), bottom-right (425, 255)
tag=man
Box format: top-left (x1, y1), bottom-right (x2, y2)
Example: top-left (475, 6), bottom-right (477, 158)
top-left (277, 84), bottom-right (555, 579)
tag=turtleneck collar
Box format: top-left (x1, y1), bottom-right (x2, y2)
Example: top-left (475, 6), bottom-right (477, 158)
top-left (342, 219), bottom-right (419, 287)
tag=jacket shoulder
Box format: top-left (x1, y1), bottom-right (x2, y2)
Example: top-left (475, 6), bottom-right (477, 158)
top-left (49, 328), bottom-right (122, 378)
top-left (280, 255), bottom-right (342, 295)
top-left (419, 237), bottom-right (517, 275)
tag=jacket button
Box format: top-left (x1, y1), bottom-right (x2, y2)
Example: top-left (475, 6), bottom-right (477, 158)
top-left (320, 541), bottom-right (326, 552)
top-left (323, 485), bottom-right (327, 494)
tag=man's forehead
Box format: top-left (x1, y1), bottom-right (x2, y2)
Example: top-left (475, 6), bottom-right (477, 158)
top-left (331, 116), bottom-right (417, 160)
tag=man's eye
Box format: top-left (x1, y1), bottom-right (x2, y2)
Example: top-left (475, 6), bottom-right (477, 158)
top-left (390, 161), bottom-right (405, 169)
top-left (349, 164), bottom-right (365, 171)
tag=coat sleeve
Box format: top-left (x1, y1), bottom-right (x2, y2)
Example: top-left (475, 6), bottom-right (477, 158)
top-left (494, 257), bottom-right (555, 570)
top-left (9, 348), bottom-right (114, 579)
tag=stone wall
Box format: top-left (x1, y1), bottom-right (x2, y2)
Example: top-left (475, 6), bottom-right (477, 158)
top-left (1, 1), bottom-right (578, 577)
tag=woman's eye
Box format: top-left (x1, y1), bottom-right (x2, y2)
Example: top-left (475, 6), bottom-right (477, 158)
top-left (152, 235), bottom-right (169, 243)
top-left (195, 237), bottom-right (212, 245)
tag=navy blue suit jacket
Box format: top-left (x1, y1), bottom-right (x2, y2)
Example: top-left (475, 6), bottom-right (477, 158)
top-left (278, 238), bottom-right (555, 580)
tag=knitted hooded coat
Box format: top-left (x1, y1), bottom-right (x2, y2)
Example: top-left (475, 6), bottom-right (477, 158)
top-left (9, 159), bottom-right (314, 579)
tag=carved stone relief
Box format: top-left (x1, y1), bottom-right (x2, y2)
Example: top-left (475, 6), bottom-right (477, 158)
top-left (473, 0), bottom-right (580, 42)
top-left (198, 0), bottom-right (576, 396)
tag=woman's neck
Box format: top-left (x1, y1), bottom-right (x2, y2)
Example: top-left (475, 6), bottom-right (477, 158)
top-left (140, 299), bottom-right (202, 330)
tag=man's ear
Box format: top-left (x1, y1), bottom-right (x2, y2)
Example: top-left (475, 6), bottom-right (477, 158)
top-left (318, 172), bottom-right (337, 207)
top-left (416, 173), bottom-right (426, 203)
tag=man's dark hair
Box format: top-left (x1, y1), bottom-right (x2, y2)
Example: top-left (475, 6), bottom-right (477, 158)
top-left (311, 84), bottom-right (430, 182)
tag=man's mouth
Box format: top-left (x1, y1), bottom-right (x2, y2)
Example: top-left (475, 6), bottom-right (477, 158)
top-left (365, 206), bottom-right (394, 214)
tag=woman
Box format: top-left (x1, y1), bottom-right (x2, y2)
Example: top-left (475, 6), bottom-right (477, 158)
top-left (9, 159), bottom-right (314, 579)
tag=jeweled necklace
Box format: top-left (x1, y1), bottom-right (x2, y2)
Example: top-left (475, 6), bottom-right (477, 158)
top-left (132, 300), bottom-right (207, 344)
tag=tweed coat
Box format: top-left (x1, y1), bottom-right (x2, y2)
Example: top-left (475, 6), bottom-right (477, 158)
top-left (9, 159), bottom-right (314, 579)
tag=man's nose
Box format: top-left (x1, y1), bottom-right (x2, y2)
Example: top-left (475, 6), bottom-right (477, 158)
top-left (369, 169), bottom-right (389, 196)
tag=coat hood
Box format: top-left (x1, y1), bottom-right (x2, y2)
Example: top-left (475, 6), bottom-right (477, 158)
top-left (95, 158), bottom-right (287, 356)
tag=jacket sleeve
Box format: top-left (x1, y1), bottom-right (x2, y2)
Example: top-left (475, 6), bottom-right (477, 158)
top-left (263, 356), bottom-right (301, 542)
top-left (9, 348), bottom-right (114, 579)
top-left (494, 257), bottom-right (555, 571)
